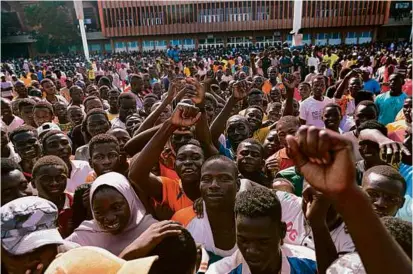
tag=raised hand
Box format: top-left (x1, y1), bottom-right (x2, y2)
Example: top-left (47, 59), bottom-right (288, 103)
top-left (286, 126), bottom-right (356, 198)
top-left (232, 80), bottom-right (249, 101)
top-left (185, 77), bottom-right (205, 106)
top-left (168, 78), bottom-right (187, 99)
top-left (170, 102), bottom-right (201, 127)
top-left (282, 73), bottom-right (299, 91)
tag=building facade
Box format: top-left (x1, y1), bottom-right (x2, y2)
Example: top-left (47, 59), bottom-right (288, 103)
top-left (95, 0), bottom-right (394, 53)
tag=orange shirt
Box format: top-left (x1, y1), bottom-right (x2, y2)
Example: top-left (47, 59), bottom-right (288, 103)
top-left (171, 206), bottom-right (197, 227)
top-left (160, 177), bottom-right (193, 213)
top-left (262, 80), bottom-right (272, 94)
top-left (275, 148), bottom-right (295, 171)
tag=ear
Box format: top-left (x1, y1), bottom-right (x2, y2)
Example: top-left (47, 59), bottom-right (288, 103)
top-left (400, 197), bottom-right (406, 209)
top-left (236, 178), bottom-right (241, 192)
top-left (89, 158), bottom-right (94, 169)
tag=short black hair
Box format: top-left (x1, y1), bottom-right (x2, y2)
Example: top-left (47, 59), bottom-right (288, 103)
top-left (248, 88), bottom-right (264, 97)
top-left (143, 93), bottom-right (159, 101)
top-left (362, 165), bottom-right (406, 194)
top-left (9, 125), bottom-right (37, 142)
top-left (381, 216), bottom-right (412, 259)
top-left (17, 98), bottom-right (36, 112)
top-left (108, 88), bottom-right (121, 96)
top-left (1, 159), bottom-right (22, 174)
top-left (323, 103), bottom-right (342, 115)
top-left (277, 115), bottom-right (300, 128)
top-left (202, 155), bottom-right (238, 178)
top-left (89, 134), bottom-right (120, 158)
top-left (41, 130), bottom-right (65, 148)
top-left (83, 96), bottom-right (101, 106)
top-left (68, 105), bottom-right (82, 113)
top-left (119, 92), bottom-right (138, 106)
top-left (237, 138), bottom-right (264, 156)
top-left (356, 100), bottom-right (378, 113)
top-left (235, 187), bottom-right (282, 222)
top-left (358, 120), bottom-right (387, 136)
top-left (355, 91), bottom-right (375, 106)
top-left (40, 78), bottom-right (54, 86)
top-left (81, 109), bottom-right (109, 140)
top-left (33, 101), bottom-right (54, 116)
top-left (245, 105), bottom-right (264, 119)
top-left (32, 155), bottom-right (68, 177)
top-left (148, 228), bottom-right (197, 274)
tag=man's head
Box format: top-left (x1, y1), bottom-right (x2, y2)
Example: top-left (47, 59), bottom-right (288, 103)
top-left (380, 216), bottom-right (412, 259)
top-left (130, 74), bottom-right (144, 94)
top-left (247, 89), bottom-right (264, 107)
top-left (18, 98), bottom-right (36, 127)
top-left (41, 130), bottom-right (72, 162)
top-left (298, 82), bottom-right (311, 101)
top-left (205, 93), bottom-right (218, 124)
top-left (200, 155), bottom-right (239, 210)
top-left (362, 165), bottom-right (406, 218)
top-left (358, 120), bottom-right (387, 164)
top-left (83, 96), bottom-right (103, 114)
top-left (322, 103), bottom-right (342, 132)
top-left (311, 76), bottom-right (326, 98)
top-left (1, 98), bottom-right (13, 122)
top-left (263, 129), bottom-right (281, 158)
top-left (33, 101), bottom-right (54, 127)
top-left (118, 93), bottom-right (137, 123)
top-left (14, 80), bottom-right (28, 98)
top-left (68, 105), bottom-right (84, 126)
top-left (226, 115), bottom-right (252, 150)
top-left (354, 100), bottom-right (378, 129)
top-left (275, 116), bottom-right (300, 147)
top-left (236, 138), bottom-right (265, 175)
top-left (348, 77), bottom-right (363, 97)
top-left (69, 85), bottom-right (84, 104)
top-left (81, 109), bottom-right (111, 140)
top-left (170, 127), bottom-right (194, 153)
top-left (142, 94), bottom-right (159, 115)
top-left (235, 187), bottom-right (285, 274)
top-left (268, 67), bottom-right (277, 80)
top-left (32, 156), bottom-right (69, 201)
top-left (269, 86), bottom-right (282, 103)
top-left (53, 101), bottom-right (69, 120)
top-left (389, 73), bottom-right (404, 93)
top-left (1, 159), bottom-right (29, 206)
top-left (403, 96), bottom-right (412, 124)
top-left (9, 125), bottom-right (41, 161)
top-left (244, 106), bottom-right (264, 132)
top-left (267, 102), bottom-right (282, 122)
top-left (40, 79), bottom-right (56, 96)
top-left (107, 128), bottom-right (131, 156)
top-left (89, 134), bottom-right (121, 176)
top-left (108, 89), bottom-right (121, 110)
top-left (175, 140), bottom-right (205, 184)
top-left (1, 196), bottom-right (64, 273)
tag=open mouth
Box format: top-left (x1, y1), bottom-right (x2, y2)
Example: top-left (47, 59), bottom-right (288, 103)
top-left (105, 222), bottom-right (120, 230)
top-left (181, 168), bottom-right (196, 175)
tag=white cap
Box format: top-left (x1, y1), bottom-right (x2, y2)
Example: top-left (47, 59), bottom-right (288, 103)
top-left (37, 123), bottom-right (61, 137)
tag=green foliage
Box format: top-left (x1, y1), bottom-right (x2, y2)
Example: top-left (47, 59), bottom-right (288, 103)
top-left (24, 1), bottom-right (80, 54)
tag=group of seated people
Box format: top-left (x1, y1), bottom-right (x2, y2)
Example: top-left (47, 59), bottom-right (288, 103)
top-left (0, 44), bottom-right (412, 274)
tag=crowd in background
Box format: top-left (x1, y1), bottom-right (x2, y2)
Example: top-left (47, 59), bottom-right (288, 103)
top-left (0, 40), bottom-right (412, 274)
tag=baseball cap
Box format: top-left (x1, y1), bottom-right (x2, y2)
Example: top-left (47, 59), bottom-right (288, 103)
top-left (37, 123), bottom-right (61, 137)
top-left (1, 196), bottom-right (64, 255)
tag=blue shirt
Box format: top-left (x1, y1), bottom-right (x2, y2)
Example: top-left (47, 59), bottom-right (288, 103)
top-left (396, 163), bottom-right (412, 222)
top-left (375, 92), bottom-right (407, 125)
top-left (363, 79), bottom-right (381, 95)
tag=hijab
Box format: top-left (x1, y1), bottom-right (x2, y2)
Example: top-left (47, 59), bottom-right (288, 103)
top-left (65, 172), bottom-right (157, 255)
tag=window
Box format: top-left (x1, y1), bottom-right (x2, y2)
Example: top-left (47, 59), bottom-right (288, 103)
top-left (330, 33), bottom-right (340, 39)
top-left (347, 32), bottom-right (357, 38)
top-left (303, 34), bottom-right (311, 40)
top-left (360, 31), bottom-right (371, 38)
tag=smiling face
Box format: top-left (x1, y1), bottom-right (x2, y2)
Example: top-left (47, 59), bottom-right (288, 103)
top-left (236, 215), bottom-right (284, 274)
top-left (175, 144), bottom-right (204, 183)
top-left (44, 133), bottom-right (72, 161)
top-left (322, 106), bottom-right (342, 131)
top-left (298, 83), bottom-right (311, 100)
top-left (200, 160), bottom-right (238, 210)
top-left (263, 130), bottom-right (281, 158)
top-left (33, 165), bottom-right (67, 200)
top-left (245, 108), bottom-right (263, 132)
top-left (68, 107), bottom-right (84, 126)
top-left (11, 131), bottom-right (41, 161)
top-left (269, 87), bottom-right (282, 102)
top-left (20, 105), bottom-right (35, 126)
top-left (33, 107), bottom-right (53, 127)
top-left (311, 76), bottom-right (326, 98)
top-left (226, 117), bottom-right (251, 150)
top-left (92, 186), bottom-right (131, 234)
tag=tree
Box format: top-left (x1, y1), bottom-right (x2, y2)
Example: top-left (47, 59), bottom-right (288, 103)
top-left (24, 1), bottom-right (80, 54)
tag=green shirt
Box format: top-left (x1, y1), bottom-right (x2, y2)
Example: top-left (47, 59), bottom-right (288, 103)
top-left (275, 166), bottom-right (304, 196)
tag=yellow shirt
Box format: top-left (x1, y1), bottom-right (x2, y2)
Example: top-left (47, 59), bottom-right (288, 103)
top-left (323, 54), bottom-right (339, 68)
top-left (106, 111), bottom-right (119, 121)
top-left (253, 126), bottom-right (270, 144)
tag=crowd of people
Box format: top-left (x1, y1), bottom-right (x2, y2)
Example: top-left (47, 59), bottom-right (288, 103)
top-left (0, 40), bottom-right (412, 274)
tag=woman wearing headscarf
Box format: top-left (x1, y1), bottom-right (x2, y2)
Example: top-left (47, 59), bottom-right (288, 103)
top-left (65, 172), bottom-right (157, 255)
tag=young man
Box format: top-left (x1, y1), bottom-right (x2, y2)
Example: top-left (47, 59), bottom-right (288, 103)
top-left (375, 73), bottom-right (408, 125)
top-left (243, 106), bottom-right (269, 145)
top-left (265, 116), bottom-right (300, 175)
top-left (262, 129), bottom-right (281, 159)
top-left (75, 109), bottom-right (111, 161)
top-left (9, 125), bottom-right (42, 182)
top-left (299, 75), bottom-right (333, 128)
top-left (173, 156), bottom-right (238, 262)
top-left (1, 98), bottom-right (24, 132)
top-left (130, 74), bottom-right (145, 108)
top-left (41, 78), bottom-right (68, 105)
top-left (86, 134), bottom-right (123, 183)
top-left (1, 196), bottom-right (74, 274)
top-left (111, 92), bottom-right (137, 129)
top-left (33, 101), bottom-right (55, 127)
top-left (17, 98), bottom-right (37, 127)
top-left (322, 103), bottom-right (342, 133)
top-left (53, 101), bottom-right (72, 133)
top-left (129, 102), bottom-right (204, 216)
top-left (41, 130), bottom-right (92, 193)
top-left (361, 165), bottom-right (406, 218)
top-left (32, 155), bottom-right (74, 237)
top-left (106, 88), bottom-right (120, 121)
top-left (67, 105), bottom-right (85, 154)
top-left (68, 85), bottom-right (84, 109)
top-left (83, 95), bottom-right (104, 114)
top-left (107, 128), bottom-right (131, 174)
top-left (236, 138), bottom-right (271, 188)
top-left (207, 187), bottom-right (317, 274)
top-left (1, 159), bottom-right (30, 206)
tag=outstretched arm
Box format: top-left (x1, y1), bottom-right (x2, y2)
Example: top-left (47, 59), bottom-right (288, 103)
top-left (124, 124), bottom-right (162, 157)
top-left (282, 73), bottom-right (299, 116)
top-left (128, 103), bottom-right (201, 203)
top-left (287, 126), bottom-right (412, 274)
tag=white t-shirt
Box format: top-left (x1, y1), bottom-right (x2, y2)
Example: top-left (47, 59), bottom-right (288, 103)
top-left (299, 96), bottom-right (334, 128)
top-left (307, 57), bottom-right (320, 71)
top-left (1, 116), bottom-right (24, 132)
top-left (276, 191), bottom-right (355, 254)
top-left (66, 160), bottom-right (93, 193)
